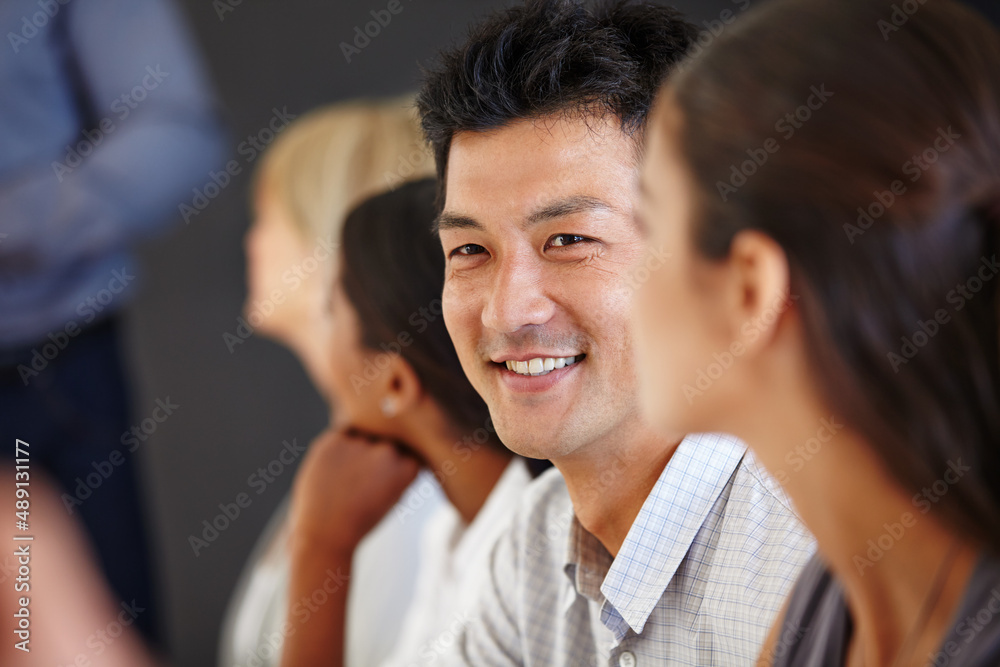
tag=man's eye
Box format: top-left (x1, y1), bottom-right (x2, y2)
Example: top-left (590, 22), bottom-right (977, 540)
top-left (450, 243), bottom-right (486, 257)
top-left (549, 234), bottom-right (586, 248)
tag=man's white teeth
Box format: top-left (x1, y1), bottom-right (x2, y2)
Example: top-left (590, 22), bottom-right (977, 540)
top-left (505, 355), bottom-right (581, 376)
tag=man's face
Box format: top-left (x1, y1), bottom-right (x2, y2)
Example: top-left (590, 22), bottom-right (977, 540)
top-left (439, 114), bottom-right (647, 461)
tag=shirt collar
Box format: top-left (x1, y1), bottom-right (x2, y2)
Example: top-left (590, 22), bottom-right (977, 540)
top-left (566, 433), bottom-right (746, 636)
top-left (563, 515), bottom-right (613, 605)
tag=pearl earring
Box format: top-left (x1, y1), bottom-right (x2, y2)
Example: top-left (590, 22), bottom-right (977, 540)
top-left (380, 397), bottom-right (397, 418)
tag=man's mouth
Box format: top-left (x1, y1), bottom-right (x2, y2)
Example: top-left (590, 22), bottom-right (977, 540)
top-left (500, 354), bottom-right (585, 377)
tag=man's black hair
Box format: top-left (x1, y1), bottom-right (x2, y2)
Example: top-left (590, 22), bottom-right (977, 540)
top-left (416, 0), bottom-right (697, 200)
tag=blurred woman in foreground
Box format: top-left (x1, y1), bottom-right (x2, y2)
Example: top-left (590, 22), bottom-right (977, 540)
top-left (635, 0), bottom-right (1000, 665)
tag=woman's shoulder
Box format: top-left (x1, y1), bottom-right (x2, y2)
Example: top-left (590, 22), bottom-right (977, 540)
top-left (767, 553), bottom-right (850, 667)
top-left (935, 552), bottom-right (1000, 666)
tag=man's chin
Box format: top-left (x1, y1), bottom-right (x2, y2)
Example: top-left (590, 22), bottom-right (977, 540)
top-left (490, 417), bottom-right (579, 462)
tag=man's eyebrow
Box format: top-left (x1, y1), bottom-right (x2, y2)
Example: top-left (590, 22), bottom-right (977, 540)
top-left (433, 211), bottom-right (481, 234)
top-left (525, 195), bottom-right (618, 226)
top-left (432, 195), bottom-right (619, 235)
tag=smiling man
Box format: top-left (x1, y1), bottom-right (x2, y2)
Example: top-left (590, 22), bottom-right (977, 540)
top-left (416, 1), bottom-right (815, 665)
top-left (439, 114), bottom-right (650, 478)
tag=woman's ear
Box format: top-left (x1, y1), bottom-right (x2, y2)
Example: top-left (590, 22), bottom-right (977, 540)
top-left (378, 355), bottom-right (423, 419)
top-left (725, 229), bottom-right (793, 355)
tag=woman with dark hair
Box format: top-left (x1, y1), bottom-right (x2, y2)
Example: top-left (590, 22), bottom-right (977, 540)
top-left (634, 0), bottom-right (1000, 665)
top-left (280, 178), bottom-right (538, 667)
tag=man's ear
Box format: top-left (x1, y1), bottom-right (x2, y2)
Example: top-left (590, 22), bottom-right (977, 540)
top-left (725, 229), bottom-right (792, 355)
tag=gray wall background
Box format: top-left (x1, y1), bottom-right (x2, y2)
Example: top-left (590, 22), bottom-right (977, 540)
top-left (121, 1), bottom-right (780, 665)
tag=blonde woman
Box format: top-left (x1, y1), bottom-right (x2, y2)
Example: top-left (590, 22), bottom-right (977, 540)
top-left (243, 97), bottom-right (434, 395)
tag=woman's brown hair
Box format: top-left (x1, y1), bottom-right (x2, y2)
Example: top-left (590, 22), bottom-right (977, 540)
top-left (667, 0), bottom-right (1000, 549)
top-left (339, 178), bottom-right (505, 451)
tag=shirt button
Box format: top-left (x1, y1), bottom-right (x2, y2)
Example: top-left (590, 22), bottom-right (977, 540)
top-left (618, 651), bottom-right (637, 667)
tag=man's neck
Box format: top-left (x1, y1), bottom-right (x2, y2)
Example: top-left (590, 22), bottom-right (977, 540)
top-left (555, 423), bottom-right (682, 557)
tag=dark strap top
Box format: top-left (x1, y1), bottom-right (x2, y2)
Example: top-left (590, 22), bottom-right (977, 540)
top-left (771, 552), bottom-right (1000, 666)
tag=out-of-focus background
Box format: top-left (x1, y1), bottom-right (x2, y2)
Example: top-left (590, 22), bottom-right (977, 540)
top-left (4, 0), bottom-right (996, 665)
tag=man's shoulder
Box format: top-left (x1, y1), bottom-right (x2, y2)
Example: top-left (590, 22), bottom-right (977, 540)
top-left (709, 447), bottom-right (816, 568)
top-left (731, 449), bottom-right (807, 524)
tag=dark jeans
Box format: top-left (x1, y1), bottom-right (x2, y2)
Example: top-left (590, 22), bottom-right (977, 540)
top-left (0, 317), bottom-right (158, 645)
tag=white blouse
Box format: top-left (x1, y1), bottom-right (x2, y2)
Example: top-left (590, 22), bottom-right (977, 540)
top-left (218, 460), bottom-right (531, 667)
top-left (381, 458), bottom-right (531, 667)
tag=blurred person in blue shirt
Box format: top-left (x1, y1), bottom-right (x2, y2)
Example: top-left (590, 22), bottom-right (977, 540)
top-left (0, 0), bottom-right (224, 645)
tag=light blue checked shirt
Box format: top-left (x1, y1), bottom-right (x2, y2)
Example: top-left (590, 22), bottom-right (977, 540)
top-left (434, 433), bottom-right (816, 666)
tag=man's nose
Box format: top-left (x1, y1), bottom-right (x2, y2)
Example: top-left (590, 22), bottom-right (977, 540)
top-left (481, 255), bottom-right (555, 333)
